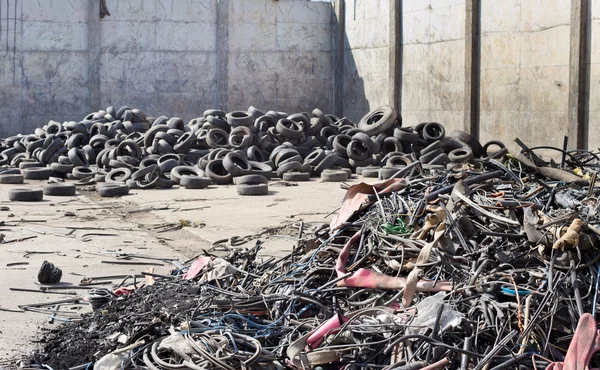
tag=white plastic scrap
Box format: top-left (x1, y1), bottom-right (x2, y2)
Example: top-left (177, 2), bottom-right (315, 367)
top-left (406, 292), bottom-right (463, 336)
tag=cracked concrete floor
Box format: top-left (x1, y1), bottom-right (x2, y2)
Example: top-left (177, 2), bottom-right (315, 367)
top-left (0, 176), bottom-right (359, 361)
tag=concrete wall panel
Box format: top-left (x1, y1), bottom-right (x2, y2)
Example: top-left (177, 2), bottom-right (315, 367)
top-left (479, 0), bottom-right (571, 151)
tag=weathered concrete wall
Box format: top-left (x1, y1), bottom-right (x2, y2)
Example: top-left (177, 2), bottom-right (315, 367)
top-left (401, 0), bottom-right (466, 131)
top-left (479, 0), bottom-right (571, 152)
top-left (227, 0), bottom-right (332, 113)
top-left (341, 0), bottom-right (390, 123)
top-left (0, 0), bottom-right (90, 136)
top-left (0, 0), bottom-right (332, 136)
top-left (588, 0), bottom-right (600, 149)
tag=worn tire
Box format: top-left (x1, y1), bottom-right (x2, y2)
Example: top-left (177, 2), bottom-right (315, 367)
top-left (205, 159), bottom-right (232, 185)
top-left (106, 168), bottom-right (132, 183)
top-left (448, 147), bottom-right (473, 163)
top-left (283, 171), bottom-right (310, 181)
top-left (171, 166), bottom-right (203, 184)
top-left (97, 183), bottom-right (129, 197)
top-left (180, 175), bottom-right (212, 189)
top-left (43, 183), bottom-right (76, 196)
top-left (276, 161), bottom-right (303, 178)
top-left (358, 106), bottom-right (398, 136)
top-left (361, 167), bottom-right (380, 178)
top-left (22, 167), bottom-right (52, 180)
top-left (9, 188), bottom-right (43, 201)
top-left (236, 174), bottom-right (269, 186)
top-left (321, 169), bottom-right (348, 182)
top-left (72, 166), bottom-right (95, 179)
top-left (223, 152), bottom-right (252, 177)
top-left (237, 183), bottom-right (269, 196)
top-left (314, 153), bottom-right (339, 174)
top-left (0, 174), bottom-right (24, 184)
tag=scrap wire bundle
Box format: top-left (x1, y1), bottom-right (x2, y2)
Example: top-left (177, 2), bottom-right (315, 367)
top-left (32, 144), bottom-right (600, 369)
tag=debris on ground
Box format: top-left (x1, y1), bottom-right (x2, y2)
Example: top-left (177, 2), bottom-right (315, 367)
top-left (20, 131), bottom-right (600, 369)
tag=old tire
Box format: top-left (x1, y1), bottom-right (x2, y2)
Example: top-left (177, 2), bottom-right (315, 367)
top-left (9, 188), bottom-right (43, 202)
top-left (22, 167), bottom-right (52, 180)
top-left (283, 171), bottom-right (310, 181)
top-left (43, 183), bottom-right (76, 196)
top-left (237, 183), bottom-right (269, 196)
top-left (97, 183), bottom-right (129, 197)
top-left (321, 170), bottom-right (348, 182)
top-left (358, 106), bottom-right (398, 136)
top-left (0, 174), bottom-right (24, 184)
top-left (180, 175), bottom-right (212, 189)
top-left (205, 159), bottom-right (233, 185)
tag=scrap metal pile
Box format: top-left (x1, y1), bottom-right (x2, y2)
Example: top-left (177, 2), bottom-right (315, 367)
top-left (0, 105), bottom-right (498, 199)
top-left (26, 125), bottom-right (600, 369)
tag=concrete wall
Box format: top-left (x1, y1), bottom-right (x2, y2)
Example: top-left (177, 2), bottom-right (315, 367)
top-left (479, 0), bottom-right (571, 152)
top-left (588, 0), bottom-right (600, 149)
top-left (0, 0), bottom-right (332, 136)
top-left (401, 0), bottom-right (466, 131)
top-left (227, 0), bottom-right (332, 113)
top-left (341, 0), bottom-right (390, 123)
top-left (0, 0), bottom-right (90, 136)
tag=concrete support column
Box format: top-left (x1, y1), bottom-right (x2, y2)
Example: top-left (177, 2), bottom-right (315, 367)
top-left (568, 0), bottom-right (589, 149)
top-left (464, 0), bottom-right (480, 138)
top-left (216, 0), bottom-right (229, 111)
top-left (333, 0), bottom-right (345, 117)
top-left (88, 0), bottom-right (101, 111)
top-left (389, 0), bottom-right (401, 113)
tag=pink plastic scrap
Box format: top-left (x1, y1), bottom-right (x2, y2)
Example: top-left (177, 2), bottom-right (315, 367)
top-left (183, 257), bottom-right (212, 280)
top-left (330, 178), bottom-right (407, 231)
top-left (335, 231), bottom-right (452, 292)
top-left (306, 314), bottom-right (349, 349)
top-left (546, 313), bottom-right (600, 370)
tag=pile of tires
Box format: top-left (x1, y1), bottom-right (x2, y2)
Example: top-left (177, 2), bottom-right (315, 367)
top-left (0, 105), bottom-right (503, 198)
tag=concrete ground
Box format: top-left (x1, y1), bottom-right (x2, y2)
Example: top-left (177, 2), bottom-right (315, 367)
top-left (0, 175), bottom-right (362, 361)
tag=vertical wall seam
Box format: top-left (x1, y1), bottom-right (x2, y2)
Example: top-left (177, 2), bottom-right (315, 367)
top-left (568, 0), bottom-right (589, 149)
top-left (87, 0), bottom-right (101, 111)
top-left (389, 0), bottom-right (401, 112)
top-left (333, 0), bottom-right (344, 117)
top-left (464, 0), bottom-right (480, 139)
top-left (216, 0), bottom-right (229, 111)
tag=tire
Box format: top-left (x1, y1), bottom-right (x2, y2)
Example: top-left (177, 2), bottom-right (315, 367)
top-left (180, 175), bottom-right (212, 189)
top-left (22, 167), bottom-right (52, 180)
top-left (332, 135), bottom-right (352, 157)
top-left (95, 173), bottom-right (106, 182)
top-left (171, 166), bottom-right (203, 184)
top-left (226, 111), bottom-right (253, 127)
top-left (314, 153), bottom-right (340, 174)
top-left (283, 171), bottom-right (310, 181)
top-left (43, 183), bottom-right (76, 196)
top-left (358, 106), bottom-right (398, 136)
top-left (0, 174), bottom-right (24, 184)
top-left (9, 188), bottom-right (43, 201)
top-left (428, 153), bottom-right (450, 165)
top-left (276, 161), bottom-right (303, 178)
top-left (386, 155), bottom-right (412, 167)
top-left (448, 147), bottom-right (473, 163)
top-left (423, 122), bottom-right (445, 142)
top-left (237, 183), bottom-right (269, 196)
top-left (106, 168), bottom-right (132, 183)
top-left (51, 162), bottom-right (74, 174)
top-left (347, 140), bottom-right (371, 161)
top-left (447, 130), bottom-right (483, 158)
top-left (276, 119), bottom-right (303, 140)
top-left (483, 140), bottom-right (506, 157)
top-left (68, 148), bottom-right (89, 167)
top-left (229, 126), bottom-right (254, 149)
top-left (249, 161), bottom-right (273, 178)
top-left (223, 152), bottom-right (252, 177)
top-left (236, 174), bottom-right (268, 185)
top-left (247, 146), bottom-right (266, 162)
top-left (19, 162), bottom-right (41, 170)
top-left (304, 149), bottom-right (326, 166)
top-left (321, 170), bottom-right (348, 182)
top-left (158, 158), bottom-right (179, 174)
top-left (362, 167), bottom-right (380, 178)
top-left (419, 149), bottom-right (443, 164)
top-left (205, 159), bottom-right (232, 185)
top-left (97, 183), bottom-right (130, 197)
top-left (72, 166), bottom-right (95, 179)
top-left (206, 128), bottom-right (230, 149)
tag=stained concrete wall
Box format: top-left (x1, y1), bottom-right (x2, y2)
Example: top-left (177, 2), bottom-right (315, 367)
top-left (479, 0), bottom-right (572, 152)
top-left (401, 0), bottom-right (466, 131)
top-left (0, 0), bottom-right (90, 136)
top-left (227, 0), bottom-right (332, 113)
top-left (341, 0), bottom-right (390, 123)
top-left (0, 0), bottom-right (332, 136)
top-left (588, 0), bottom-right (600, 149)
